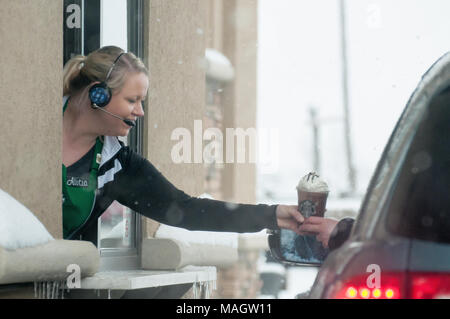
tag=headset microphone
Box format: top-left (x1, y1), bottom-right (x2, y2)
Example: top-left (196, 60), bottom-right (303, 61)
top-left (91, 103), bottom-right (136, 127)
top-left (122, 119), bottom-right (136, 127)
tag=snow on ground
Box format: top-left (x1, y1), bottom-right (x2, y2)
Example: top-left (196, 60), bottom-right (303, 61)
top-left (257, 251), bottom-right (320, 299)
top-left (278, 266), bottom-right (319, 299)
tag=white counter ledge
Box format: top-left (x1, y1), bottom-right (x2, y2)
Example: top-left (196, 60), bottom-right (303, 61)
top-left (79, 266), bottom-right (217, 290)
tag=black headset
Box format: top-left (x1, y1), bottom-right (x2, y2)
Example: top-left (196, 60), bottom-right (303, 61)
top-left (88, 52), bottom-right (126, 108)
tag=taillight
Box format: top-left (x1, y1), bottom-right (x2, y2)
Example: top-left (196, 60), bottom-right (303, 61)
top-left (330, 272), bottom-right (405, 299)
top-left (329, 272), bottom-right (450, 299)
top-left (410, 273), bottom-right (450, 299)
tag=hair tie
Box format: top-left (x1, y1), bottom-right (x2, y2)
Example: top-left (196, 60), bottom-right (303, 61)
top-left (78, 56), bottom-right (87, 70)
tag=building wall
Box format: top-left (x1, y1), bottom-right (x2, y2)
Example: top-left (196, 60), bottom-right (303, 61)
top-left (204, 0), bottom-right (264, 299)
top-left (218, 0), bottom-right (258, 204)
top-left (141, 0), bottom-right (207, 237)
top-left (206, 0), bottom-right (224, 51)
top-left (0, 1), bottom-right (63, 238)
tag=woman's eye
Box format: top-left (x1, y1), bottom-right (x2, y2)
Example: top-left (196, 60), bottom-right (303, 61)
top-left (128, 99), bottom-right (136, 104)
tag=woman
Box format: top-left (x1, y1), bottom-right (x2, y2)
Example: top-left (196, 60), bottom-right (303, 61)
top-left (62, 46), bottom-right (304, 244)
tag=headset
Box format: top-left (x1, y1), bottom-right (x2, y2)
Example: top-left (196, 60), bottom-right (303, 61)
top-left (88, 52), bottom-right (126, 108)
top-left (88, 52), bottom-right (136, 127)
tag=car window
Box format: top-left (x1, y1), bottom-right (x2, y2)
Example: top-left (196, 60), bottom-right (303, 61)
top-left (386, 86), bottom-right (450, 243)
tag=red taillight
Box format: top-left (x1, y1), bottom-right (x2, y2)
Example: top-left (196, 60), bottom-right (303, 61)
top-left (331, 272), bottom-right (404, 299)
top-left (410, 273), bottom-right (450, 299)
top-left (330, 272), bottom-right (450, 299)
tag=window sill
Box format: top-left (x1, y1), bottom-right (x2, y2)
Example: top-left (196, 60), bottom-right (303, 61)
top-left (79, 266), bottom-right (217, 290)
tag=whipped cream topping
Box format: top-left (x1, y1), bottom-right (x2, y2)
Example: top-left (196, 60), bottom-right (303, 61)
top-left (296, 172), bottom-right (329, 193)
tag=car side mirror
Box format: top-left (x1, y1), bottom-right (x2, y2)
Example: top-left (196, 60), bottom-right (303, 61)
top-left (267, 229), bottom-right (329, 266)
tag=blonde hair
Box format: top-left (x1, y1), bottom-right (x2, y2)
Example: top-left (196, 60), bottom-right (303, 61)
top-left (63, 46), bottom-right (148, 96)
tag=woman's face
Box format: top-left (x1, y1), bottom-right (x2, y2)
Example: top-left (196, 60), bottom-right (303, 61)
top-left (99, 72), bottom-right (149, 136)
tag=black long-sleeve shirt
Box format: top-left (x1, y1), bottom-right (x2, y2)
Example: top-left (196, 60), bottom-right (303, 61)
top-left (66, 135), bottom-right (279, 245)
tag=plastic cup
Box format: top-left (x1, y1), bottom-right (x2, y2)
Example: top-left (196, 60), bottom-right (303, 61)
top-left (297, 189), bottom-right (329, 219)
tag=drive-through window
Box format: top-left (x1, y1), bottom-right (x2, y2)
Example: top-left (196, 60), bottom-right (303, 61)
top-left (63, 0), bottom-right (145, 269)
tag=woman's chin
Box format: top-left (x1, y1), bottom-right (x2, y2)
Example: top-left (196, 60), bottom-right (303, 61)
top-left (102, 124), bottom-right (131, 137)
top-left (103, 129), bottom-right (129, 137)
top-left (118, 129), bottom-right (130, 137)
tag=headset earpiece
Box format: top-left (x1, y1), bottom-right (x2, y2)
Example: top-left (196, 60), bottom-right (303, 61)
top-left (88, 52), bottom-right (125, 109)
top-left (89, 82), bottom-right (111, 108)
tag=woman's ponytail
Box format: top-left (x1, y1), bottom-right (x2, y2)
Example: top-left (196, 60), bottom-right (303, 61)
top-left (62, 46), bottom-right (149, 97)
top-left (63, 55), bottom-right (88, 96)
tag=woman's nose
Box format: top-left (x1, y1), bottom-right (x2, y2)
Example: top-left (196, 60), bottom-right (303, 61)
top-left (133, 103), bottom-right (145, 117)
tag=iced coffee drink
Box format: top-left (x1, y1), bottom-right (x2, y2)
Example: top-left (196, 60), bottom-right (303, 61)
top-left (296, 172), bottom-right (329, 218)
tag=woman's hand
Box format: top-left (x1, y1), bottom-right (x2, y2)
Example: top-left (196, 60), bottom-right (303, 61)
top-left (298, 216), bottom-right (339, 248)
top-left (275, 205), bottom-right (305, 234)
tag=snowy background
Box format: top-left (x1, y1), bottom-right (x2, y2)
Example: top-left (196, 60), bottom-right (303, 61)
top-left (256, 0), bottom-right (450, 298)
top-left (257, 0), bottom-right (450, 205)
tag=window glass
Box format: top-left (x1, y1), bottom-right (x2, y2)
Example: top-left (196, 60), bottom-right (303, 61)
top-left (97, 0), bottom-right (139, 250)
top-left (386, 86), bottom-right (450, 243)
top-left (63, 0), bottom-right (100, 64)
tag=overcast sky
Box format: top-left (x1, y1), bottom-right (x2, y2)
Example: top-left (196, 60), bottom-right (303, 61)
top-left (257, 0), bottom-right (450, 201)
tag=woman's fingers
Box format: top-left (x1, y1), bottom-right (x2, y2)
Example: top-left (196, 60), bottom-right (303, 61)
top-left (290, 206), bottom-right (305, 224)
top-left (278, 218), bottom-right (302, 235)
top-left (276, 205), bottom-right (305, 229)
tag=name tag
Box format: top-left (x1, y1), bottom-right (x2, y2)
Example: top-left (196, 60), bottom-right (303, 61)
top-left (66, 177), bottom-right (89, 188)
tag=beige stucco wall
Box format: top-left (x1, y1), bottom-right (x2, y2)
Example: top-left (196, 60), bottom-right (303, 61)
top-left (221, 0), bottom-right (258, 204)
top-left (0, 1), bottom-right (63, 238)
top-left (206, 0), bottom-right (224, 51)
top-left (142, 0), bottom-right (207, 236)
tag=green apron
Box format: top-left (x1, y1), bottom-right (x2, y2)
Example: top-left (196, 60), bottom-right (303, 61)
top-left (62, 98), bottom-right (104, 238)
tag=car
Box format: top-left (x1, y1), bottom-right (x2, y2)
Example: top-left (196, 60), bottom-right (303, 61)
top-left (268, 51), bottom-right (450, 299)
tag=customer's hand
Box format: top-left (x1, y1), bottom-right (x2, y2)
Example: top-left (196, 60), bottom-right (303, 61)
top-left (299, 216), bottom-right (339, 248)
top-left (275, 205), bottom-right (305, 234)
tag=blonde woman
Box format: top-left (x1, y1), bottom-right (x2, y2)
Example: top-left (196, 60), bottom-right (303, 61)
top-left (62, 46), bottom-right (304, 244)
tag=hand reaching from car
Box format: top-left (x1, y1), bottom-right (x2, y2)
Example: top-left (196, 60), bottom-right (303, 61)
top-left (298, 216), bottom-right (339, 248)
